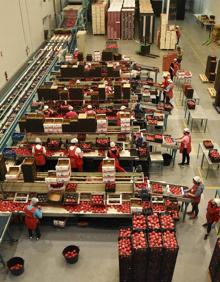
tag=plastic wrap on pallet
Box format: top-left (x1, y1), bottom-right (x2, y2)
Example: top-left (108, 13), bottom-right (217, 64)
top-left (92, 0), bottom-right (108, 35)
top-left (107, 0), bottom-right (123, 39)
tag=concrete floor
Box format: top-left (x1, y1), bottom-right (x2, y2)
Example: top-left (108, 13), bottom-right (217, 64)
top-left (1, 13), bottom-right (220, 282)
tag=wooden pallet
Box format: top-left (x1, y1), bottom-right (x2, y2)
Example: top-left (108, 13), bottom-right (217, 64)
top-left (208, 87), bottom-right (216, 98)
top-left (199, 74), bottom-right (209, 83)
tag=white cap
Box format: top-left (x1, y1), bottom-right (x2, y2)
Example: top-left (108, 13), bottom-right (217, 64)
top-left (64, 87), bottom-right (68, 91)
top-left (87, 105), bottom-right (92, 109)
top-left (120, 106), bottom-right (126, 111)
top-left (213, 198), bottom-right (220, 207)
top-left (174, 58), bottom-right (177, 62)
top-left (76, 79), bottom-right (80, 84)
top-left (68, 106), bottom-right (73, 111)
top-left (44, 105), bottom-right (49, 110)
top-left (75, 147), bottom-right (82, 154)
top-left (35, 137), bottom-right (42, 144)
top-left (193, 176), bottom-right (201, 183)
top-left (176, 25), bottom-right (180, 28)
top-left (183, 128), bottom-right (190, 133)
top-left (71, 138), bottom-right (78, 144)
top-left (75, 48), bottom-right (78, 51)
top-left (110, 141), bottom-right (116, 148)
top-left (162, 73), bottom-right (169, 78)
top-left (168, 79), bottom-right (173, 83)
top-left (31, 197), bottom-right (39, 205)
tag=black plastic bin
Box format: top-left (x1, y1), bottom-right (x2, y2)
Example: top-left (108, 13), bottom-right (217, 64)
top-left (162, 153), bottom-right (172, 166)
top-left (7, 257), bottom-right (24, 276)
top-left (62, 245), bottom-right (80, 264)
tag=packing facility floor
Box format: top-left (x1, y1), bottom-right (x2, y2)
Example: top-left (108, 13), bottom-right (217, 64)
top-left (1, 13), bottom-right (220, 282)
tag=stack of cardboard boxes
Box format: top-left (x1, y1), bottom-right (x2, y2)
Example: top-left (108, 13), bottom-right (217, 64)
top-left (107, 0), bottom-right (123, 39)
top-left (102, 158), bottom-right (116, 183)
top-left (92, 0), bottom-right (108, 35)
top-left (121, 0), bottom-right (135, 40)
top-left (158, 14), bottom-right (176, 50)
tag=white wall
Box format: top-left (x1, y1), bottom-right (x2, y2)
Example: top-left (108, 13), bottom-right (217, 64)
top-left (202, 0), bottom-right (220, 23)
top-left (0, 0), bottom-right (59, 90)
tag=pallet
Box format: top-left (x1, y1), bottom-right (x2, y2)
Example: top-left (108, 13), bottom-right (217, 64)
top-left (199, 74), bottom-right (209, 83)
top-left (208, 87), bottom-right (216, 98)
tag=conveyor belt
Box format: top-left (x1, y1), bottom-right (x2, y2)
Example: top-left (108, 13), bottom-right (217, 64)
top-left (0, 35), bottom-right (71, 150)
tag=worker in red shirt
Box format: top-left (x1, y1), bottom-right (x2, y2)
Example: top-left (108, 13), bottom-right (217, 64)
top-left (177, 128), bottom-right (192, 165)
top-left (164, 79), bottom-right (174, 105)
top-left (68, 138), bottom-right (83, 172)
top-left (116, 105), bottom-right (126, 126)
top-left (32, 138), bottom-right (47, 170)
top-left (86, 105), bottom-right (96, 115)
top-left (161, 73), bottom-right (170, 102)
top-left (176, 25), bottom-right (181, 45)
top-left (203, 199), bottom-right (220, 240)
top-left (24, 197), bottom-right (42, 240)
top-left (65, 106), bottom-right (78, 119)
top-left (60, 100), bottom-right (70, 113)
top-left (42, 105), bottom-right (53, 117)
top-left (73, 48), bottom-right (79, 59)
top-left (186, 176), bottom-right (205, 219)
top-left (107, 142), bottom-right (126, 172)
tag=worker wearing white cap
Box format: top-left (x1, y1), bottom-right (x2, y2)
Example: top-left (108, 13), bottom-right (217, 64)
top-left (177, 128), bottom-right (191, 166)
top-left (86, 104), bottom-right (96, 116)
top-left (186, 176), bottom-right (205, 219)
top-left (42, 105), bottom-right (54, 117)
top-left (65, 106), bottom-right (78, 119)
top-left (203, 198), bottom-right (220, 240)
top-left (32, 138), bottom-right (46, 169)
top-left (116, 106), bottom-right (127, 126)
top-left (107, 142), bottom-right (126, 172)
top-left (73, 47), bottom-right (79, 59)
top-left (24, 197), bottom-right (42, 240)
top-left (68, 138), bottom-right (83, 171)
top-left (164, 78), bottom-right (174, 105)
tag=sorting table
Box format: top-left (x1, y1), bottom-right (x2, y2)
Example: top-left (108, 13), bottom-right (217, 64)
top-left (197, 142), bottom-right (220, 178)
top-left (185, 105), bottom-right (208, 132)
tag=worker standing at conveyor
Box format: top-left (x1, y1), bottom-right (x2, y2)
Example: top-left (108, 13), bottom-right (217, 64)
top-left (68, 138), bottom-right (83, 172)
top-left (164, 79), bottom-right (174, 105)
top-left (86, 105), bottom-right (96, 115)
top-left (186, 176), bottom-right (205, 219)
top-left (24, 197), bottom-right (42, 240)
top-left (65, 106), bottom-right (78, 119)
top-left (116, 105), bottom-right (127, 126)
top-left (32, 138), bottom-right (47, 171)
top-left (107, 142), bottom-right (126, 172)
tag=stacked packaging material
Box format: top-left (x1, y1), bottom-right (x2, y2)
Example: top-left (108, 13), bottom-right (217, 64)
top-left (107, 0), bottom-right (123, 39)
top-left (55, 158), bottom-right (71, 183)
top-left (162, 51), bottom-right (177, 71)
top-left (43, 118), bottom-right (63, 133)
top-left (158, 14), bottom-right (176, 50)
top-left (97, 114), bottom-right (108, 133)
top-left (120, 112), bottom-right (131, 133)
top-left (121, 0), bottom-right (135, 40)
top-left (139, 0), bottom-right (155, 44)
top-left (94, 51), bottom-right (101, 61)
top-left (212, 25), bottom-right (220, 45)
top-left (102, 158), bottom-right (116, 183)
top-left (205, 55), bottom-right (217, 82)
top-left (92, 0), bottom-right (108, 35)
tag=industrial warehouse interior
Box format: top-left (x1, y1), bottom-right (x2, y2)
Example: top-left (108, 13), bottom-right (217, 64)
top-left (1, 0), bottom-right (220, 282)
